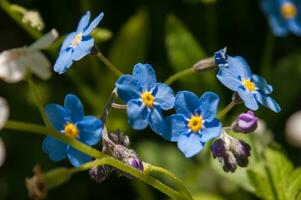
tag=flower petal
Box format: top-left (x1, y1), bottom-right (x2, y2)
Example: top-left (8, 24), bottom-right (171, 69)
top-left (64, 94), bottom-right (84, 123)
top-left (76, 11), bottom-right (91, 33)
top-left (254, 92), bottom-right (281, 113)
top-left (29, 29), bottom-right (59, 50)
top-left (42, 136), bottom-right (67, 161)
top-left (77, 116), bottom-right (103, 145)
top-left (84, 12), bottom-right (104, 35)
top-left (67, 146), bottom-right (92, 167)
top-left (164, 114), bottom-right (187, 142)
top-left (45, 104), bottom-right (67, 131)
top-left (127, 99), bottom-right (149, 130)
top-left (71, 36), bottom-right (94, 61)
top-left (237, 87), bottom-right (259, 111)
top-left (149, 107), bottom-right (165, 136)
top-left (53, 50), bottom-right (73, 74)
top-left (216, 67), bottom-right (241, 91)
top-left (228, 56), bottom-right (252, 80)
top-left (133, 63), bottom-right (157, 91)
top-left (0, 97), bottom-right (9, 130)
top-left (199, 119), bottom-right (222, 143)
top-left (177, 133), bottom-right (204, 158)
top-left (154, 83), bottom-right (175, 110)
top-left (26, 52), bottom-right (51, 80)
top-left (199, 92), bottom-right (219, 122)
top-left (251, 74), bottom-right (273, 94)
top-left (59, 32), bottom-right (76, 53)
top-left (175, 91), bottom-right (199, 117)
top-left (288, 19), bottom-right (301, 36)
top-left (116, 75), bottom-right (141, 103)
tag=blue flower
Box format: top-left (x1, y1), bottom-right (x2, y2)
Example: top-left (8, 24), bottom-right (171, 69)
top-left (42, 94), bottom-right (103, 167)
top-left (164, 91), bottom-right (222, 158)
top-left (54, 11), bottom-right (104, 74)
top-left (115, 63), bottom-right (175, 135)
top-left (215, 49), bottom-right (281, 113)
top-left (261, 0), bottom-right (301, 36)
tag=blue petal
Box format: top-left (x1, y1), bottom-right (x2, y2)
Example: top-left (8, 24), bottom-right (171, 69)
top-left (76, 11), bottom-right (91, 33)
top-left (199, 92), bottom-right (219, 122)
top-left (64, 94), bottom-right (84, 123)
top-left (154, 83), bottom-right (175, 110)
top-left (199, 119), bottom-right (222, 143)
top-left (228, 56), bottom-right (253, 80)
top-left (216, 67), bottom-right (241, 91)
top-left (42, 136), bottom-right (67, 161)
top-left (288, 19), bottom-right (301, 36)
top-left (149, 107), bottom-right (165, 136)
top-left (77, 116), bottom-right (103, 145)
top-left (60, 32), bottom-right (76, 53)
top-left (67, 146), bottom-right (92, 167)
top-left (164, 114), bottom-right (187, 142)
top-left (116, 75), bottom-right (141, 103)
top-left (45, 104), bottom-right (67, 131)
top-left (175, 91), bottom-right (199, 117)
top-left (133, 63), bottom-right (157, 91)
top-left (251, 74), bottom-right (273, 94)
top-left (268, 15), bottom-right (289, 37)
top-left (53, 50), bottom-right (73, 74)
top-left (71, 36), bottom-right (94, 61)
top-left (177, 133), bottom-right (204, 158)
top-left (237, 87), bottom-right (259, 111)
top-left (127, 99), bottom-right (149, 130)
top-left (254, 92), bottom-right (281, 113)
top-left (84, 12), bottom-right (104, 35)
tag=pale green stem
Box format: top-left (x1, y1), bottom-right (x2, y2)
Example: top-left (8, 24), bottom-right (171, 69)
top-left (164, 68), bottom-right (195, 85)
top-left (0, 0), bottom-right (41, 39)
top-left (27, 78), bottom-right (51, 128)
top-left (95, 51), bottom-right (123, 77)
top-left (217, 101), bottom-right (236, 119)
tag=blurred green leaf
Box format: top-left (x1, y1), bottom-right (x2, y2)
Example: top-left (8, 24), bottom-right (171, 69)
top-left (193, 193), bottom-right (225, 200)
top-left (92, 28), bottom-right (113, 43)
top-left (108, 8), bottom-right (150, 72)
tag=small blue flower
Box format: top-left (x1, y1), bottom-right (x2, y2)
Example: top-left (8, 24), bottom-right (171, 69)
top-left (42, 94), bottom-right (103, 167)
top-left (115, 63), bottom-right (175, 135)
top-left (261, 0), bottom-right (301, 37)
top-left (54, 11), bottom-right (104, 74)
top-left (164, 91), bottom-right (222, 158)
top-left (215, 49), bottom-right (281, 113)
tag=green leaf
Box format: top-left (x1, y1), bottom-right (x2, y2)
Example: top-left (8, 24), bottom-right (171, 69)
top-left (108, 8), bottom-right (150, 72)
top-left (193, 193), bottom-right (225, 200)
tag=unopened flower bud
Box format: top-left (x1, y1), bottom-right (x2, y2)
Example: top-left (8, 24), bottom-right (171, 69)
top-left (192, 57), bottom-right (217, 72)
top-left (89, 165), bottom-right (111, 183)
top-left (108, 130), bottom-right (130, 147)
top-left (25, 165), bottom-right (47, 200)
top-left (232, 111), bottom-right (258, 133)
top-left (22, 11), bottom-right (45, 31)
top-left (128, 157), bottom-right (144, 172)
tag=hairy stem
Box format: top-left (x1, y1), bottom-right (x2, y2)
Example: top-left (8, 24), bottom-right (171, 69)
top-left (217, 101), bottom-right (236, 119)
top-left (164, 68), bottom-right (195, 85)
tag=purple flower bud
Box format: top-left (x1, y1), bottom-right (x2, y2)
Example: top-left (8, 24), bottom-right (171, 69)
top-left (211, 139), bottom-right (226, 158)
top-left (128, 157), bottom-right (144, 172)
top-left (89, 165), bottom-right (111, 183)
top-left (232, 111), bottom-right (258, 133)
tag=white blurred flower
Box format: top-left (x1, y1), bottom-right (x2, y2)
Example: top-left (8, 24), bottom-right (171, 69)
top-left (0, 97), bottom-right (9, 130)
top-left (0, 137), bottom-right (5, 167)
top-left (286, 111), bottom-right (301, 148)
top-left (22, 11), bottom-right (45, 31)
top-left (0, 29), bottom-right (59, 83)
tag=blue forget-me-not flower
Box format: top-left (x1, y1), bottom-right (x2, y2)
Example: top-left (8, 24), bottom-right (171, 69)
top-left (164, 91), bottom-right (222, 158)
top-left (54, 11), bottom-right (104, 74)
top-left (215, 49), bottom-right (281, 113)
top-left (115, 63), bottom-right (175, 135)
top-left (42, 94), bottom-right (103, 167)
top-left (261, 0), bottom-right (301, 36)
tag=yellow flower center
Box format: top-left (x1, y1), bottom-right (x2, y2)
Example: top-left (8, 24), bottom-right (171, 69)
top-left (281, 3), bottom-right (297, 19)
top-left (141, 92), bottom-right (155, 108)
top-left (64, 123), bottom-right (79, 138)
top-left (188, 115), bottom-right (203, 132)
top-left (71, 33), bottom-right (83, 47)
top-left (243, 80), bottom-right (256, 92)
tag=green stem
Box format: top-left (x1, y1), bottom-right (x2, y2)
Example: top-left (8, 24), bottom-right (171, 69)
top-left (0, 0), bottom-right (41, 39)
top-left (95, 51), bottom-right (123, 77)
top-left (217, 101), bottom-right (236, 119)
top-left (164, 68), bottom-right (195, 85)
top-left (4, 120), bottom-right (104, 159)
top-left (27, 78), bottom-right (51, 128)
top-left (148, 165), bottom-right (193, 200)
top-left (260, 30), bottom-right (274, 77)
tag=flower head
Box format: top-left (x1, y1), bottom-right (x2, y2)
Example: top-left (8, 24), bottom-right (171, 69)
top-left (54, 11), bottom-right (104, 74)
top-left (42, 94), bottom-right (103, 167)
top-left (164, 91), bottom-right (222, 158)
top-left (232, 111), bottom-right (258, 133)
top-left (115, 63), bottom-right (175, 135)
top-left (261, 0), bottom-right (301, 36)
top-left (0, 29), bottom-right (58, 83)
top-left (215, 49), bottom-right (281, 113)
top-left (0, 138), bottom-right (5, 168)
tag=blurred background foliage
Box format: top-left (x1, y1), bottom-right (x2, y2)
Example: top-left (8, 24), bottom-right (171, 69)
top-left (0, 0), bottom-right (301, 199)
